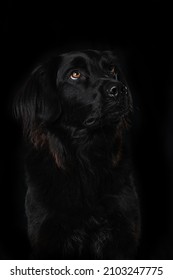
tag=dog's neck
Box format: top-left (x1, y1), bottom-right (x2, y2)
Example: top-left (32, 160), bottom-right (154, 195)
top-left (29, 121), bottom-right (125, 171)
top-left (49, 123), bottom-right (124, 170)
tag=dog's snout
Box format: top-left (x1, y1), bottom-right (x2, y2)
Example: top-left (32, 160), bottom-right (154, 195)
top-left (107, 82), bottom-right (128, 98)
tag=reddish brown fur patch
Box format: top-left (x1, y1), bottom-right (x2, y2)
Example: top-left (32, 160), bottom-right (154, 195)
top-left (47, 134), bottom-right (64, 169)
top-left (131, 221), bottom-right (141, 243)
top-left (30, 127), bottom-right (64, 169)
top-left (56, 154), bottom-right (63, 168)
top-left (112, 148), bottom-right (122, 167)
top-left (112, 116), bottom-right (131, 167)
top-left (30, 128), bottom-right (47, 148)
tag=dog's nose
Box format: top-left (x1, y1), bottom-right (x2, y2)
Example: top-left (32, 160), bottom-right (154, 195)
top-left (107, 82), bottom-right (128, 97)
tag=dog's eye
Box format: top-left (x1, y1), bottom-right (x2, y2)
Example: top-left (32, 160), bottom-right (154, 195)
top-left (70, 71), bottom-right (81, 80)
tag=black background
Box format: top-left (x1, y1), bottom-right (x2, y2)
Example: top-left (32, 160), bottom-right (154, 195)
top-left (1, 1), bottom-right (173, 259)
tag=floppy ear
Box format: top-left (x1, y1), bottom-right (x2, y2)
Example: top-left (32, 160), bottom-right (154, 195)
top-left (13, 62), bottom-right (61, 136)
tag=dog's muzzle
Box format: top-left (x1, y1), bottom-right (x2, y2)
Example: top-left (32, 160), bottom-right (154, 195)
top-left (83, 81), bottom-right (129, 128)
top-left (106, 81), bottom-right (128, 98)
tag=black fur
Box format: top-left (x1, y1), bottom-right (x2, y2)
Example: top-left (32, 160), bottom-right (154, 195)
top-left (14, 49), bottom-right (140, 259)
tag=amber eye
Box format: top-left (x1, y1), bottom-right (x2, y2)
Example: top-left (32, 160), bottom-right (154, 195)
top-left (70, 70), bottom-right (81, 80)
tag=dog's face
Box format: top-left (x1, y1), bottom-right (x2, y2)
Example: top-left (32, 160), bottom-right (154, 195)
top-left (15, 50), bottom-right (132, 134)
top-left (57, 50), bottom-right (132, 129)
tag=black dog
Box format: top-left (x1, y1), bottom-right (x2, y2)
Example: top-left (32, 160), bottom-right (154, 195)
top-left (14, 49), bottom-right (140, 259)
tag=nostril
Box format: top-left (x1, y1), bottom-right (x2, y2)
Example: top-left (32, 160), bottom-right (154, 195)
top-left (121, 85), bottom-right (128, 95)
top-left (107, 83), bottom-right (128, 98)
top-left (109, 85), bottom-right (119, 97)
top-left (110, 86), bottom-right (118, 94)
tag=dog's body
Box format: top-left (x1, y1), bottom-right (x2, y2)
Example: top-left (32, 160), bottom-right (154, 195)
top-left (14, 50), bottom-right (140, 259)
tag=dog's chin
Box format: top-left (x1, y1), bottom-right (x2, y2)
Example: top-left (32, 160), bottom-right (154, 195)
top-left (83, 107), bottom-right (131, 130)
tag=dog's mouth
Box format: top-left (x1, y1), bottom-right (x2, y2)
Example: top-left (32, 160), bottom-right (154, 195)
top-left (83, 105), bottom-right (132, 129)
top-left (83, 112), bottom-right (101, 128)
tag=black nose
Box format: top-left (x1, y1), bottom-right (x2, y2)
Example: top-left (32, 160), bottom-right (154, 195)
top-left (107, 82), bottom-right (128, 97)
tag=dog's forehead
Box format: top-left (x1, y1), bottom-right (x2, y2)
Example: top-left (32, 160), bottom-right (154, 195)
top-left (58, 50), bottom-right (116, 69)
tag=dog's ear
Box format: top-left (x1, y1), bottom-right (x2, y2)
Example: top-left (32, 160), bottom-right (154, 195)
top-left (13, 61), bottom-right (61, 136)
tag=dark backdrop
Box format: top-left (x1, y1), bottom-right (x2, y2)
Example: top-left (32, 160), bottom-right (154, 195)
top-left (1, 1), bottom-right (173, 259)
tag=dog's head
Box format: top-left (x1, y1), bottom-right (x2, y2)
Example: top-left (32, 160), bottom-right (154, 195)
top-left (14, 50), bottom-right (132, 136)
